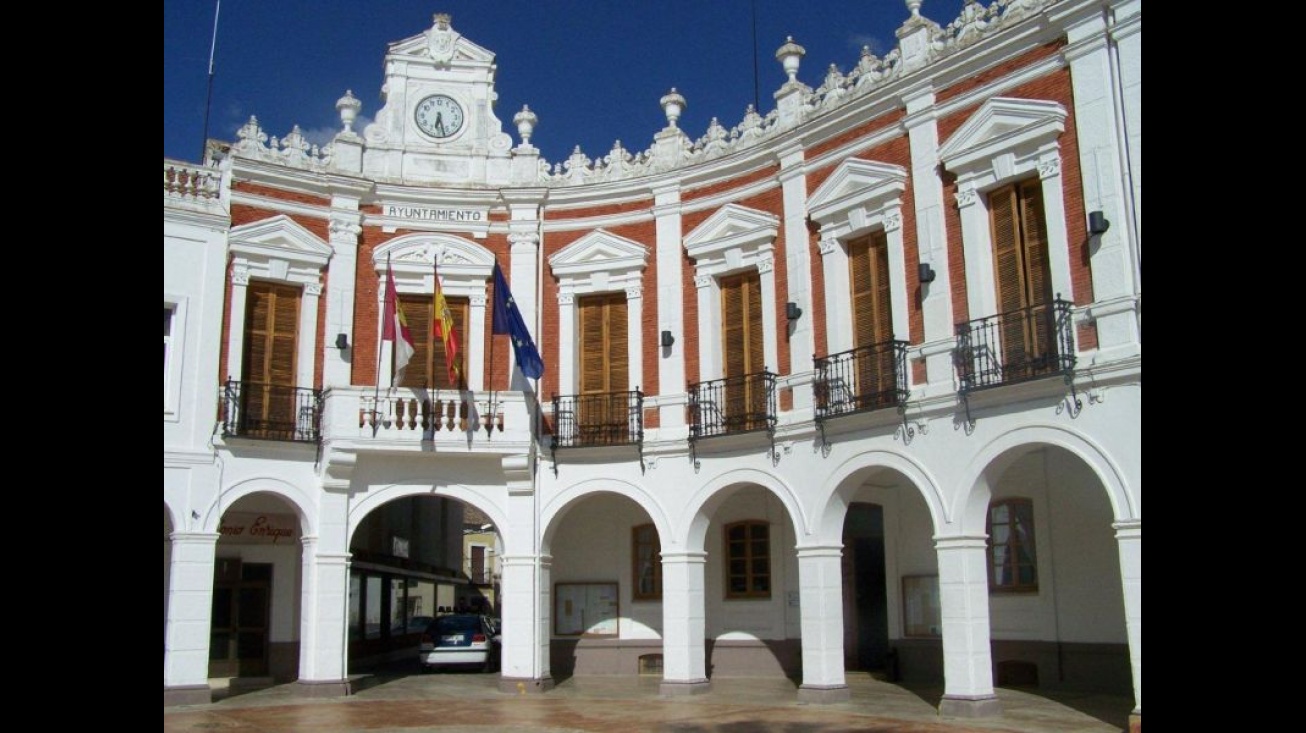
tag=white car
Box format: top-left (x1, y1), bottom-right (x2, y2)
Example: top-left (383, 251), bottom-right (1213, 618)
top-left (418, 614), bottom-right (500, 672)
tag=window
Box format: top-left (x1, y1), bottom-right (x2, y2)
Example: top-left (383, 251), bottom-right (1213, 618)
top-left (990, 179), bottom-right (1055, 370)
top-left (849, 232), bottom-right (898, 407)
top-left (396, 294), bottom-right (468, 390)
top-left (725, 521), bottom-right (770, 599)
top-left (632, 524), bottom-right (661, 600)
top-left (988, 499), bottom-right (1037, 592)
top-left (242, 281), bottom-right (301, 437)
top-left (721, 271), bottom-right (767, 431)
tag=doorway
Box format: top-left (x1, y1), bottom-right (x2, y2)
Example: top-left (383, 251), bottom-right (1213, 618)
top-left (209, 559), bottom-right (271, 678)
top-left (842, 503), bottom-right (888, 671)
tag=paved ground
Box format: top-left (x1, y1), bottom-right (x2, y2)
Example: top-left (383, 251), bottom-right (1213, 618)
top-left (165, 666), bottom-right (1131, 733)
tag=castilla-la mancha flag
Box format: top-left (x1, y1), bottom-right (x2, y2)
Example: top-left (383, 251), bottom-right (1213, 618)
top-left (381, 257), bottom-right (415, 384)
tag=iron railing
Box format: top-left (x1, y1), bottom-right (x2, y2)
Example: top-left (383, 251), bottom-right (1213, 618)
top-left (955, 298), bottom-right (1076, 394)
top-left (551, 389), bottom-right (644, 449)
top-left (220, 380), bottom-right (322, 443)
top-left (813, 339), bottom-right (909, 422)
top-left (688, 370), bottom-right (776, 441)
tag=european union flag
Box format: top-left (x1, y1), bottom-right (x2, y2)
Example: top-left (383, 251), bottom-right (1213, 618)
top-left (491, 262), bottom-right (545, 380)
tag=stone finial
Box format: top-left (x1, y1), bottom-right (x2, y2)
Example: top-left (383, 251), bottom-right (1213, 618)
top-left (775, 36), bottom-right (806, 83)
top-left (514, 105), bottom-right (538, 144)
top-left (660, 88), bottom-right (686, 128)
top-left (336, 90), bottom-right (361, 133)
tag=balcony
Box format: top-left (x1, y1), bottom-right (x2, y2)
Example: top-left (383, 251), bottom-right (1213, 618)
top-left (318, 387), bottom-right (533, 450)
top-left (688, 370), bottom-right (776, 442)
top-left (551, 390), bottom-right (644, 450)
top-left (955, 298), bottom-right (1076, 395)
top-left (219, 380), bottom-right (322, 443)
top-left (813, 340), bottom-right (909, 423)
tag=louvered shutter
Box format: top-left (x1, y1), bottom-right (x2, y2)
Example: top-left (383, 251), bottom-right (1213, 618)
top-left (242, 282), bottom-right (300, 435)
top-left (990, 185), bottom-right (1028, 368)
top-left (398, 295), bottom-right (431, 389)
top-left (1018, 179), bottom-right (1053, 364)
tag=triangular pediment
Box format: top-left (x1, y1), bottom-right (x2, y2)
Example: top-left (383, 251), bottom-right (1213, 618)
top-left (683, 204), bottom-right (779, 258)
top-left (939, 97), bottom-right (1066, 168)
top-left (807, 159), bottom-right (907, 224)
top-left (549, 229), bottom-right (648, 277)
top-left (229, 215), bottom-right (331, 265)
top-left (387, 25), bottom-right (495, 64)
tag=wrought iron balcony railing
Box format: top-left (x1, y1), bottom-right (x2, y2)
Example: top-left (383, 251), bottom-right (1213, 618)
top-left (688, 370), bottom-right (776, 442)
top-left (813, 339), bottom-right (909, 422)
top-left (955, 298), bottom-right (1076, 395)
top-left (220, 380), bottom-right (322, 443)
top-left (551, 389), bottom-right (644, 450)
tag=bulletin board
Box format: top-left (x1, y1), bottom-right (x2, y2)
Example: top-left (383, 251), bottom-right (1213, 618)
top-left (902, 574), bottom-right (941, 638)
top-left (554, 582), bottom-right (619, 637)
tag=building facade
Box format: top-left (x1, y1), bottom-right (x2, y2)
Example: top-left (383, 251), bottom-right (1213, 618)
top-left (164, 0), bottom-right (1141, 727)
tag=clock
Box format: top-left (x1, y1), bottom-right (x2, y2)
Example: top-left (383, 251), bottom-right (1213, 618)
top-left (414, 94), bottom-right (465, 139)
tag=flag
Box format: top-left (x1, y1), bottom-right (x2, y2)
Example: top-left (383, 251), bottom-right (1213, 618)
top-left (491, 262), bottom-right (544, 379)
top-left (381, 257), bottom-right (415, 384)
top-left (433, 260), bottom-right (461, 387)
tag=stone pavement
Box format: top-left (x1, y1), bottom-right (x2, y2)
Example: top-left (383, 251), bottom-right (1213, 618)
top-left (164, 670), bottom-right (1131, 733)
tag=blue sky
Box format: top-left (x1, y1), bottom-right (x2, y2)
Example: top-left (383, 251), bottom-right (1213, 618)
top-left (164, 1), bottom-right (967, 167)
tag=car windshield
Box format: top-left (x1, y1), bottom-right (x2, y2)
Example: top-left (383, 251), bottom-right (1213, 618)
top-left (435, 616), bottom-right (481, 634)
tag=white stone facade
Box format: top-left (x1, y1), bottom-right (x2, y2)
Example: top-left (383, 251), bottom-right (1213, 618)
top-left (164, 1), bottom-right (1140, 725)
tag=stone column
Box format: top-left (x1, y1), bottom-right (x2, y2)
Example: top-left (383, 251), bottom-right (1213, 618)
top-left (1115, 520), bottom-right (1141, 724)
top-left (295, 549), bottom-right (351, 696)
top-left (935, 535), bottom-right (1001, 717)
top-left (163, 531), bottom-right (218, 706)
top-left (659, 551), bottom-right (710, 695)
top-left (796, 544), bottom-right (849, 702)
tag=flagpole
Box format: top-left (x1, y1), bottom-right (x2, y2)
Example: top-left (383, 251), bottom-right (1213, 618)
top-left (200, 0), bottom-right (221, 164)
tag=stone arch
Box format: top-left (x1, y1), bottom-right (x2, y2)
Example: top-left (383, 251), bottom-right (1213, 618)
top-left (540, 478), bottom-right (673, 554)
top-left (681, 468), bottom-right (806, 552)
top-left (347, 482), bottom-right (514, 555)
top-left (202, 476), bottom-right (316, 536)
top-left (954, 424), bottom-right (1135, 536)
top-left (814, 448), bottom-right (948, 543)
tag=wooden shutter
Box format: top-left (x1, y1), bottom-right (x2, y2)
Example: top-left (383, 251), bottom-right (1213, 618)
top-left (242, 282), bottom-right (299, 433)
top-left (397, 295), bottom-right (431, 389)
top-left (721, 272), bottom-right (763, 429)
top-left (850, 233), bottom-right (895, 406)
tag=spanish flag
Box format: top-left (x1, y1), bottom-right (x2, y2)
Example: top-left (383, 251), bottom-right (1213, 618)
top-left (434, 261), bottom-right (461, 387)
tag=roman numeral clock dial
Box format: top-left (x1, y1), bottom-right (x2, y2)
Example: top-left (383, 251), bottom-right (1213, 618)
top-left (414, 94), bottom-right (465, 140)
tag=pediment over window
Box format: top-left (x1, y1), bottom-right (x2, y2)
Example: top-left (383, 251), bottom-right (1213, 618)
top-left (229, 215), bottom-right (332, 267)
top-left (683, 204), bottom-right (779, 262)
top-left (372, 233), bottom-right (495, 297)
top-left (549, 229), bottom-right (648, 279)
top-left (939, 97), bottom-right (1066, 174)
top-left (807, 159), bottom-right (907, 227)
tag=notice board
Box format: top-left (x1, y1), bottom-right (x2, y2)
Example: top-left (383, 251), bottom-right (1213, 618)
top-left (554, 582), bottom-right (619, 637)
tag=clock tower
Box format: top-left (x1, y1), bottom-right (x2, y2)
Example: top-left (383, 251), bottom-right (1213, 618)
top-left (362, 13), bottom-right (516, 185)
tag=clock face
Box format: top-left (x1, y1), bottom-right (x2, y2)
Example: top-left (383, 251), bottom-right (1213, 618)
top-left (414, 94), bottom-right (465, 139)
